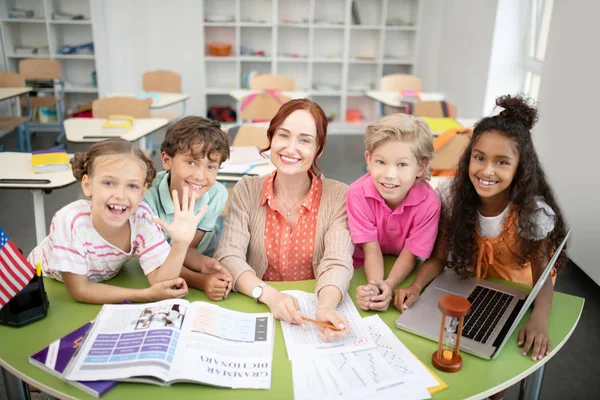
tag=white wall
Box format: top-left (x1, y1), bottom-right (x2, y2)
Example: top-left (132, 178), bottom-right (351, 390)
top-left (417, 0), bottom-right (498, 118)
top-left (483, 0), bottom-right (528, 115)
top-left (534, 0), bottom-right (600, 284)
top-left (93, 0), bottom-right (206, 115)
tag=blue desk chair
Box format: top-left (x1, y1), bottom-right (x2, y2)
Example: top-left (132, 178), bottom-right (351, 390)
top-left (0, 72), bottom-right (32, 152)
top-left (19, 59), bottom-right (66, 147)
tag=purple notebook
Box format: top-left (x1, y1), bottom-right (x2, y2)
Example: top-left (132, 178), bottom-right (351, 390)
top-left (29, 322), bottom-right (117, 398)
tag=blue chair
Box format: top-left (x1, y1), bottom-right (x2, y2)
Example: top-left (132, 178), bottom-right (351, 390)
top-left (0, 72), bottom-right (32, 152)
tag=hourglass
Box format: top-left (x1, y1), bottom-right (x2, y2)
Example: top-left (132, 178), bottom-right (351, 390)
top-left (432, 294), bottom-right (471, 373)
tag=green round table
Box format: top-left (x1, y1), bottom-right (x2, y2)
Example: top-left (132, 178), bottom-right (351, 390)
top-left (0, 257), bottom-right (584, 400)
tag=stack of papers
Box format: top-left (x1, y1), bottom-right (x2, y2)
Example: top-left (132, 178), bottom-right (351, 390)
top-left (220, 146), bottom-right (272, 175)
top-left (281, 291), bottom-right (445, 400)
top-left (31, 149), bottom-right (70, 174)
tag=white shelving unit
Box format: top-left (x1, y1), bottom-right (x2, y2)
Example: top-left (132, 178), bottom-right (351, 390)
top-left (0, 0), bottom-right (100, 118)
top-left (202, 0), bottom-right (422, 125)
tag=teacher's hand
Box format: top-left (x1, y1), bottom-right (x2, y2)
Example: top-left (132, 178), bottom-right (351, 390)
top-left (315, 306), bottom-right (349, 342)
top-left (264, 290), bottom-right (305, 325)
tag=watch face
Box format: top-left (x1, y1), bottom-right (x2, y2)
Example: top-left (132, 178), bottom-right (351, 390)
top-left (252, 286), bottom-right (262, 299)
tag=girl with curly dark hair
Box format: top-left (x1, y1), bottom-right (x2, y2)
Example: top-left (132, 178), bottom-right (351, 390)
top-left (393, 95), bottom-right (568, 368)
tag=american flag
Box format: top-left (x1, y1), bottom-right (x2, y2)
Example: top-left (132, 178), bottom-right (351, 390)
top-left (0, 227), bottom-right (35, 309)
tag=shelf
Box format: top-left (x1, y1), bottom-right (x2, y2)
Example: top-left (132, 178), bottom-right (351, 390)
top-left (278, 22), bottom-right (309, 28)
top-left (203, 22), bottom-right (236, 27)
top-left (239, 56), bottom-right (271, 62)
top-left (312, 23), bottom-right (345, 29)
top-left (53, 54), bottom-right (95, 60)
top-left (350, 25), bottom-right (382, 30)
top-left (64, 85), bottom-right (98, 93)
top-left (49, 20), bottom-right (92, 25)
top-left (7, 53), bottom-right (49, 59)
top-left (239, 22), bottom-right (272, 27)
top-left (385, 25), bottom-right (417, 31)
top-left (1, 18), bottom-right (45, 23)
top-left (349, 58), bottom-right (379, 64)
top-left (205, 56), bottom-right (236, 61)
top-left (312, 57), bottom-right (343, 63)
top-left (205, 88), bottom-right (233, 95)
top-left (278, 57), bottom-right (308, 63)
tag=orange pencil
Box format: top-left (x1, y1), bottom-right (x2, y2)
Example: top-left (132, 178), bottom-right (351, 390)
top-left (301, 316), bottom-right (343, 331)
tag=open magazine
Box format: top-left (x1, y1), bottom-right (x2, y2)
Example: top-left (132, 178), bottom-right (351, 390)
top-left (64, 299), bottom-right (275, 389)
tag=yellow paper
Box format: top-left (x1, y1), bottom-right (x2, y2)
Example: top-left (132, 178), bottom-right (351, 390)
top-left (422, 117), bottom-right (463, 134)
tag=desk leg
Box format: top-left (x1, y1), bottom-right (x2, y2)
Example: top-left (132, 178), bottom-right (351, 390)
top-left (137, 137), bottom-right (148, 152)
top-left (32, 190), bottom-right (46, 245)
top-left (518, 364), bottom-right (545, 400)
top-left (1, 366), bottom-right (30, 400)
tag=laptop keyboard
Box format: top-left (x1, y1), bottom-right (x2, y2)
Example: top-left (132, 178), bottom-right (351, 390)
top-left (462, 286), bottom-right (513, 343)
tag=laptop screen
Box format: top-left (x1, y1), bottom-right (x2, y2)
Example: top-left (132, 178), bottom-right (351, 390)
top-left (492, 229), bottom-right (571, 358)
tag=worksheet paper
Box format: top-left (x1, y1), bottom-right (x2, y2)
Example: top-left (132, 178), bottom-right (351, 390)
top-left (291, 315), bottom-right (437, 400)
top-left (280, 290), bottom-right (376, 360)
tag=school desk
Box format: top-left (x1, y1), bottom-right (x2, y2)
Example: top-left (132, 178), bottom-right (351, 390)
top-left (0, 152), bottom-right (76, 244)
top-left (0, 87), bottom-right (32, 102)
top-left (64, 117), bottom-right (169, 151)
top-left (107, 92), bottom-right (190, 111)
top-left (0, 257), bottom-right (583, 400)
top-left (365, 90), bottom-right (446, 107)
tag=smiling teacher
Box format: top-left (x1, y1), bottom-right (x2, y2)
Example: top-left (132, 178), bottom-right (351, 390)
top-left (214, 99), bottom-right (354, 341)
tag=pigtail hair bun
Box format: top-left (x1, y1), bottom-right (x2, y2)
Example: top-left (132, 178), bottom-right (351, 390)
top-left (496, 95), bottom-right (539, 130)
top-left (70, 152), bottom-right (89, 181)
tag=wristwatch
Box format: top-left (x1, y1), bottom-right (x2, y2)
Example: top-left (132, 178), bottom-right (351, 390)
top-left (251, 282), bottom-right (268, 303)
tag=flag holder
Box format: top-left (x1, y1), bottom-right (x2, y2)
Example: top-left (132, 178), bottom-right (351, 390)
top-left (0, 275), bottom-right (49, 327)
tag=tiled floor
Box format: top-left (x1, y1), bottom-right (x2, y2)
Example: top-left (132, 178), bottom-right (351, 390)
top-left (0, 129), bottom-right (597, 399)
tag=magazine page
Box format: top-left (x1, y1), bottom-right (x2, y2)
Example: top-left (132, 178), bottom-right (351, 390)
top-left (168, 301), bottom-right (274, 389)
top-left (65, 299), bottom-right (190, 384)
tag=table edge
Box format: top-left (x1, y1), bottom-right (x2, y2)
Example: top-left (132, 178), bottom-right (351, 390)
top-left (463, 298), bottom-right (584, 400)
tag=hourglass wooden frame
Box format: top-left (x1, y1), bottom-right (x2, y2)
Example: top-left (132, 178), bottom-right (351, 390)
top-left (432, 294), bottom-right (471, 373)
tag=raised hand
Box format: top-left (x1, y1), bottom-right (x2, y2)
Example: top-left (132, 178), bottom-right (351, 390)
top-left (153, 186), bottom-right (208, 245)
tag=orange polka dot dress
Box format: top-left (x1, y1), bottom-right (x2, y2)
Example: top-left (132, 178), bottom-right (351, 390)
top-left (261, 170), bottom-right (322, 281)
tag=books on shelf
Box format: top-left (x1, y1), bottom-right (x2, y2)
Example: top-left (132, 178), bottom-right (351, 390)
top-left (31, 149), bottom-right (70, 174)
top-left (63, 299), bottom-right (275, 389)
top-left (102, 115), bottom-right (134, 134)
top-left (29, 321), bottom-right (117, 398)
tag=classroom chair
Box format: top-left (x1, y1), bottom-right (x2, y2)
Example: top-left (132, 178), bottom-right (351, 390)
top-left (142, 69), bottom-right (183, 122)
top-left (240, 92), bottom-right (291, 122)
top-left (18, 59), bottom-right (65, 146)
top-left (142, 70), bottom-right (182, 93)
top-left (379, 74), bottom-right (423, 92)
top-left (249, 74), bottom-right (295, 91)
top-left (231, 125), bottom-right (270, 148)
top-left (92, 97), bottom-right (151, 119)
top-left (0, 72), bottom-right (32, 152)
top-left (410, 101), bottom-right (458, 118)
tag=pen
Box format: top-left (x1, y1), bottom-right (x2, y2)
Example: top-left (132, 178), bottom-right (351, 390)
top-left (36, 262), bottom-right (41, 277)
top-left (301, 316), bottom-right (343, 331)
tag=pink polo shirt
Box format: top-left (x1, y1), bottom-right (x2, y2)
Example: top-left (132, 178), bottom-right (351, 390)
top-left (346, 174), bottom-right (441, 268)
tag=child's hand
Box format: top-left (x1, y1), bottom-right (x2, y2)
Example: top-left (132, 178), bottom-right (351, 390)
top-left (366, 280), bottom-right (393, 311)
top-left (153, 187), bottom-right (208, 245)
top-left (356, 284), bottom-right (380, 310)
top-left (315, 306), bottom-right (349, 342)
top-left (393, 285), bottom-right (421, 312)
top-left (200, 257), bottom-right (226, 275)
top-left (518, 315), bottom-right (551, 360)
top-left (201, 271), bottom-right (231, 301)
top-left (147, 277), bottom-right (188, 301)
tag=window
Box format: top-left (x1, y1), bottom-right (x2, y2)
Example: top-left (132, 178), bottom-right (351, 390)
top-left (523, 0), bottom-right (554, 100)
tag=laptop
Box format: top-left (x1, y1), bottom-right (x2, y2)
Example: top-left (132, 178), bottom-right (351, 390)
top-left (395, 230), bottom-right (570, 360)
